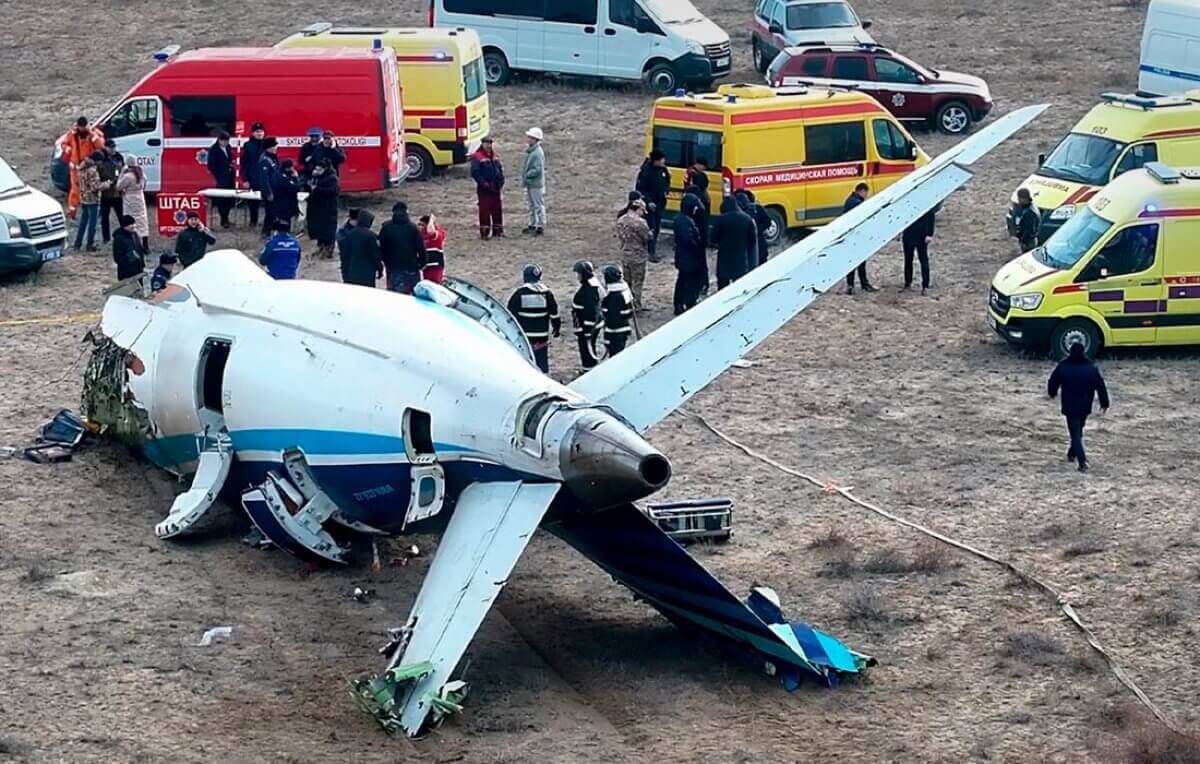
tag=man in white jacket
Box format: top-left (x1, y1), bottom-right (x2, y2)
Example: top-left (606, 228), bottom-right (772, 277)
top-left (522, 127), bottom-right (546, 236)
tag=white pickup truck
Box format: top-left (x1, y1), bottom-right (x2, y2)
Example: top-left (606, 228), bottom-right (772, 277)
top-left (0, 154), bottom-right (67, 276)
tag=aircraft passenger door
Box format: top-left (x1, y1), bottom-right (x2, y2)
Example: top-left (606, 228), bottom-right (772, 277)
top-left (1075, 222), bottom-right (1163, 345)
top-left (544, 0), bottom-right (601, 75)
top-left (402, 408), bottom-right (446, 528)
top-left (602, 0), bottom-right (652, 79)
top-left (102, 97), bottom-right (163, 192)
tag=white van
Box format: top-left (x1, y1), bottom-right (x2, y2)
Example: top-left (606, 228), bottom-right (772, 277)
top-left (430, 0), bottom-right (732, 93)
top-left (1139, 0), bottom-right (1200, 96)
top-left (0, 155), bottom-right (67, 276)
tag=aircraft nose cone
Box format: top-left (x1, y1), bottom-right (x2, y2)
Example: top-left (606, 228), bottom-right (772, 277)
top-left (559, 411), bottom-right (671, 508)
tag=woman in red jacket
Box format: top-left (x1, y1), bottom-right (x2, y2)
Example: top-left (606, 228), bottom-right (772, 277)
top-left (419, 214), bottom-right (446, 284)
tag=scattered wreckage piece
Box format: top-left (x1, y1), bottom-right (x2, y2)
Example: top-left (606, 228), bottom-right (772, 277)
top-left (242, 469), bottom-right (349, 565)
top-left (644, 497), bottom-right (733, 543)
top-left (350, 661), bottom-right (469, 737)
top-left (156, 434), bottom-right (233, 539)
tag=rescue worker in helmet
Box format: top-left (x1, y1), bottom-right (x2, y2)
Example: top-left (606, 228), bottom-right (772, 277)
top-left (601, 264), bottom-right (635, 358)
top-left (508, 264), bottom-right (561, 373)
top-left (571, 260), bottom-right (603, 370)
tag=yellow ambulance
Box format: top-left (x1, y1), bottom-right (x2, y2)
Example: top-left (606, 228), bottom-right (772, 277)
top-left (1011, 91), bottom-right (1200, 243)
top-left (277, 24), bottom-right (490, 180)
top-left (990, 162), bottom-right (1200, 359)
top-left (646, 84), bottom-right (928, 245)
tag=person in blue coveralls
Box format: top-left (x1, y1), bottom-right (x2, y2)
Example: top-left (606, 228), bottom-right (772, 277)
top-left (259, 219), bottom-right (302, 279)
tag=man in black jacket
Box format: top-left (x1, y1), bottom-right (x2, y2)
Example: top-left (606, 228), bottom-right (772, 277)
top-left (174, 211), bottom-right (216, 268)
top-left (378, 201), bottom-right (427, 295)
top-left (340, 210), bottom-right (381, 287)
top-left (901, 208), bottom-right (936, 294)
top-left (240, 122), bottom-right (266, 228)
top-left (254, 137), bottom-right (281, 237)
top-left (601, 264), bottom-right (635, 357)
top-left (1008, 187), bottom-right (1041, 253)
top-left (508, 264), bottom-right (561, 373)
top-left (635, 150), bottom-right (671, 258)
top-left (112, 215), bottom-right (146, 281)
top-left (97, 140), bottom-right (124, 244)
top-left (711, 195), bottom-right (755, 289)
top-left (269, 159), bottom-right (302, 232)
top-left (843, 183), bottom-right (877, 293)
top-left (1048, 343), bottom-right (1110, 472)
top-left (571, 260), bottom-right (603, 369)
top-left (735, 190), bottom-right (771, 268)
top-left (206, 131), bottom-right (236, 228)
top-left (673, 193), bottom-right (708, 315)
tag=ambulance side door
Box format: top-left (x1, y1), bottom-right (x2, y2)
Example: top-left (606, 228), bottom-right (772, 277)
top-left (1074, 221), bottom-right (1163, 345)
top-left (802, 120), bottom-right (866, 224)
top-left (102, 97), bottom-right (163, 192)
top-left (1158, 218), bottom-right (1200, 345)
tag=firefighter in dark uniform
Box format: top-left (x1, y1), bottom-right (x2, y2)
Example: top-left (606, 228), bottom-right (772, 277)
top-left (571, 260), bottom-right (603, 369)
top-left (601, 264), bottom-right (635, 358)
top-left (508, 264), bottom-right (561, 374)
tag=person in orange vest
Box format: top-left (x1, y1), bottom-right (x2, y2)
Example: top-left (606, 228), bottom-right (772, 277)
top-left (62, 117), bottom-right (105, 219)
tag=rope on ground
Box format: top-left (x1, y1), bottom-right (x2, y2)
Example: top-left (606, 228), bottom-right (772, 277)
top-left (682, 407), bottom-right (1185, 735)
top-left (0, 312), bottom-right (100, 328)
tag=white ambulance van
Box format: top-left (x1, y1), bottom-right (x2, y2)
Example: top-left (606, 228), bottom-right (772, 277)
top-left (1139, 0), bottom-right (1200, 96)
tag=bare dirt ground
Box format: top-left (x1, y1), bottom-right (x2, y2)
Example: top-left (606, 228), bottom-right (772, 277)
top-left (4, 1), bottom-right (1200, 762)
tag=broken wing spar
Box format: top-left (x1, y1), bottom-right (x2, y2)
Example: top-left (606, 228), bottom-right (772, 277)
top-left (570, 104), bottom-right (1049, 433)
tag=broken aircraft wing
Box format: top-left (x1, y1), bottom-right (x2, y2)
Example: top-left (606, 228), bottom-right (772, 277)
top-left (568, 104), bottom-right (1048, 433)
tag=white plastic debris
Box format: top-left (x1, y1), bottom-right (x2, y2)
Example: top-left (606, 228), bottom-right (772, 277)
top-left (197, 626), bottom-right (233, 646)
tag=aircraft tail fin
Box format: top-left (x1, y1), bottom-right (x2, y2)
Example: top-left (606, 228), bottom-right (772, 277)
top-left (544, 501), bottom-right (871, 686)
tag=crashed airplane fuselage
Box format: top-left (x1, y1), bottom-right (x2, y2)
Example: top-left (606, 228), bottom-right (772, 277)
top-left (85, 103), bottom-right (1046, 737)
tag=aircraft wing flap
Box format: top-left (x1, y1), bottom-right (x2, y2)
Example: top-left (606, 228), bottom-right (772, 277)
top-left (570, 104), bottom-right (1047, 433)
top-left (393, 480), bottom-right (560, 736)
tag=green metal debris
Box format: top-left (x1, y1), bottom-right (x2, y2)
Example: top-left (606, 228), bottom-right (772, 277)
top-left (349, 661), bottom-right (469, 736)
top-left (80, 331), bottom-right (150, 448)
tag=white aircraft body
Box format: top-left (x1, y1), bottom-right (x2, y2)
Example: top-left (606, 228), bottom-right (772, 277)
top-left (83, 104), bottom-right (1046, 736)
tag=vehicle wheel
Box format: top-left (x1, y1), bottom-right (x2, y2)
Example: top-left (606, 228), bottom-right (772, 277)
top-left (405, 145), bottom-right (434, 182)
top-left (752, 40), bottom-right (768, 74)
top-left (1050, 318), bottom-right (1101, 361)
top-left (763, 207), bottom-right (787, 248)
top-left (935, 101), bottom-right (973, 135)
top-left (483, 50), bottom-right (511, 86)
top-left (645, 63), bottom-right (679, 95)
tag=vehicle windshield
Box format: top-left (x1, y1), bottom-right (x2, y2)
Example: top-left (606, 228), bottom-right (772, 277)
top-left (1039, 133), bottom-right (1126, 186)
top-left (787, 2), bottom-right (857, 29)
top-left (1033, 207), bottom-right (1114, 269)
top-left (643, 0), bottom-right (705, 24)
top-left (0, 156), bottom-right (24, 194)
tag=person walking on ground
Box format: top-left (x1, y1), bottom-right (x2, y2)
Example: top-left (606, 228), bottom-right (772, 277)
top-left (843, 183), bottom-right (877, 294)
top-left (673, 192), bottom-right (709, 315)
top-left (254, 137), bottom-right (281, 236)
top-left (241, 122), bottom-right (267, 228)
top-left (522, 127), bottom-right (546, 235)
top-left (305, 160), bottom-right (340, 259)
top-left (206, 131), bottom-right (236, 229)
top-left (571, 260), bottom-right (603, 370)
top-left (617, 198), bottom-right (652, 311)
top-left (471, 137), bottom-right (505, 239)
top-left (636, 150), bottom-right (670, 258)
top-left (601, 264), bottom-right (635, 357)
top-left (901, 207), bottom-right (936, 294)
top-left (712, 195), bottom-right (755, 289)
top-left (508, 264), bottom-right (561, 373)
top-left (1008, 187), bottom-right (1041, 253)
top-left (97, 140), bottom-right (125, 244)
top-left (61, 117), bottom-right (104, 220)
top-left (340, 210), bottom-right (381, 287)
top-left (1047, 342), bottom-right (1110, 473)
top-left (269, 159), bottom-right (302, 233)
top-left (259, 219), bottom-right (302, 280)
top-left (174, 211), bottom-right (216, 268)
top-left (116, 163), bottom-right (149, 251)
top-left (378, 201), bottom-right (427, 295)
top-left (112, 215), bottom-right (147, 281)
top-left (419, 214), bottom-right (447, 284)
top-left (73, 153), bottom-right (104, 252)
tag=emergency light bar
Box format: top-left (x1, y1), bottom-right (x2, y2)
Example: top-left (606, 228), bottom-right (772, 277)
top-left (301, 22), bottom-right (333, 36)
top-left (1100, 91), bottom-right (1188, 110)
top-left (152, 45), bottom-right (181, 63)
top-left (1146, 161), bottom-right (1182, 184)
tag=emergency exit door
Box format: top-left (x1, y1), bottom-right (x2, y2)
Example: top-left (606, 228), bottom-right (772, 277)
top-left (402, 408), bottom-right (445, 528)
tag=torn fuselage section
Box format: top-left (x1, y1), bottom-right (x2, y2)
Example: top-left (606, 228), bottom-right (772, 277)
top-left (80, 330), bottom-right (153, 450)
